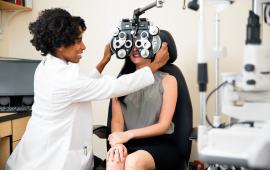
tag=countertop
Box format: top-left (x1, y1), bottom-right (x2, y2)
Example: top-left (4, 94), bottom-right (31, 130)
top-left (0, 112), bottom-right (31, 123)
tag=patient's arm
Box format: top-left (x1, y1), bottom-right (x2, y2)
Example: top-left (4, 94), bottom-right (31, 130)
top-left (111, 98), bottom-right (125, 133)
top-left (109, 98), bottom-right (126, 146)
top-left (108, 74), bottom-right (177, 146)
top-left (106, 99), bottom-right (127, 166)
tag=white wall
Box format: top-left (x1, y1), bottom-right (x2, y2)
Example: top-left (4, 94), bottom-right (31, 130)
top-left (1, 0), bottom-right (270, 161)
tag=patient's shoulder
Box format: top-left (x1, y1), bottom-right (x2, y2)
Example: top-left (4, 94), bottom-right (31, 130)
top-left (162, 74), bottom-right (177, 87)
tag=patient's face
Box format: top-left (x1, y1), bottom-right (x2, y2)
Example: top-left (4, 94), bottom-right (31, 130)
top-left (130, 47), bottom-right (151, 66)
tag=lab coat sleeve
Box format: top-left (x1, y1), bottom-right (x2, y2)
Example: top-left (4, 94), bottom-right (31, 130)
top-left (88, 68), bottom-right (101, 78)
top-left (69, 66), bottom-right (154, 102)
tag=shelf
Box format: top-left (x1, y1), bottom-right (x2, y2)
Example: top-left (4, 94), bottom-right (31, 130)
top-left (0, 0), bottom-right (32, 39)
top-left (0, 1), bottom-right (31, 11)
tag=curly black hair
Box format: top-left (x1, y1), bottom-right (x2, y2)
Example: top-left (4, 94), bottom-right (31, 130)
top-left (29, 8), bottom-right (86, 56)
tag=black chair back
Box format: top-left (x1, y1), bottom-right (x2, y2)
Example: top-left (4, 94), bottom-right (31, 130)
top-left (160, 64), bottom-right (193, 162)
top-left (106, 30), bottom-right (193, 165)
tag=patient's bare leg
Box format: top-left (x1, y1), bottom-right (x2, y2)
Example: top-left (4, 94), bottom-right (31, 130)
top-left (125, 150), bottom-right (155, 170)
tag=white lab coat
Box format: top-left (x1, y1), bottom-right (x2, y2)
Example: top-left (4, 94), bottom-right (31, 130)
top-left (6, 55), bottom-right (154, 170)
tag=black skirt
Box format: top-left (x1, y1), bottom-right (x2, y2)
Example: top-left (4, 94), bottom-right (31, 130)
top-left (124, 135), bottom-right (185, 170)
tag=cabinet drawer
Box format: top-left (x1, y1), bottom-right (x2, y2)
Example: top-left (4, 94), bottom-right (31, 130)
top-left (0, 137), bottom-right (11, 170)
top-left (0, 121), bottom-right (12, 137)
top-left (12, 116), bottom-right (30, 142)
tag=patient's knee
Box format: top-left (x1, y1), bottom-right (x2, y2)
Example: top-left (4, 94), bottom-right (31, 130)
top-left (125, 154), bottom-right (143, 170)
top-left (125, 151), bottom-right (154, 170)
top-left (106, 160), bottom-right (125, 170)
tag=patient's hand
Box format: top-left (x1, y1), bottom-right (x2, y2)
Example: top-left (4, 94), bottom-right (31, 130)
top-left (108, 131), bottom-right (133, 146)
top-left (106, 144), bottom-right (127, 163)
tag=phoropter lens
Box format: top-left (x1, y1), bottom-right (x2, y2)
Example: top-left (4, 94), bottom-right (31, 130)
top-left (119, 32), bottom-right (126, 39)
top-left (125, 40), bottom-right (132, 48)
top-left (141, 31), bottom-right (149, 39)
top-left (135, 40), bottom-right (142, 48)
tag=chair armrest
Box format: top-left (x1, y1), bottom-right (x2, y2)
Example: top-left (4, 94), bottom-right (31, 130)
top-left (189, 127), bottom-right (198, 140)
top-left (93, 125), bottom-right (108, 139)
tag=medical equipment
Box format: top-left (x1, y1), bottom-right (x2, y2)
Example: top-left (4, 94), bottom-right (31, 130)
top-left (188, 0), bottom-right (199, 11)
top-left (189, 0), bottom-right (270, 169)
top-left (110, 0), bottom-right (164, 59)
top-left (0, 59), bottom-right (39, 112)
top-left (265, 3), bottom-right (270, 24)
top-left (222, 0), bottom-right (270, 122)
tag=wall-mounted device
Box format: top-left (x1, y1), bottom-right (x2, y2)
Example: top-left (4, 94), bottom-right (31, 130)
top-left (265, 3), bottom-right (270, 24)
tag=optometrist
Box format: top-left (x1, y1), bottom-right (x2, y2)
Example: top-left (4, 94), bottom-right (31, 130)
top-left (6, 8), bottom-right (169, 170)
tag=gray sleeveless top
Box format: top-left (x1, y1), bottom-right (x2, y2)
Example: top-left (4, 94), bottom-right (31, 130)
top-left (120, 71), bottom-right (175, 134)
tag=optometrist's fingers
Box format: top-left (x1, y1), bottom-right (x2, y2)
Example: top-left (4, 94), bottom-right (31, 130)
top-left (103, 43), bottom-right (112, 61)
top-left (149, 42), bottom-right (169, 72)
top-left (96, 43), bottom-right (113, 73)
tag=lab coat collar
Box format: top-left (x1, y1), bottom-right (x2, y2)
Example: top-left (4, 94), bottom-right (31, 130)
top-left (45, 54), bottom-right (69, 65)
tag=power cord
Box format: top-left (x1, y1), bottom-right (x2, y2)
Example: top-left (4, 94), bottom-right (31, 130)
top-left (205, 80), bottom-right (255, 128)
top-left (205, 81), bottom-right (228, 128)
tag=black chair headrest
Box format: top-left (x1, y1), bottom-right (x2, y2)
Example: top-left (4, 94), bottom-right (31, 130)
top-left (159, 30), bottom-right (177, 64)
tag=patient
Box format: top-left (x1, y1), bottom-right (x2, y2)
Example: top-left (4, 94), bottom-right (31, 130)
top-left (106, 41), bottom-right (181, 170)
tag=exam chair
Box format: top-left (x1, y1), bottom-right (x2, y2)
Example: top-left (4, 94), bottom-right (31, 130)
top-left (93, 30), bottom-right (193, 170)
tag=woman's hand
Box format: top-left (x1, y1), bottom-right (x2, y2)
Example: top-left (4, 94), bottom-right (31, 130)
top-left (149, 42), bottom-right (169, 73)
top-left (95, 44), bottom-right (112, 73)
top-left (106, 143), bottom-right (127, 163)
top-left (108, 131), bottom-right (134, 146)
top-left (102, 43), bottom-right (112, 63)
top-left (106, 144), bottom-right (127, 170)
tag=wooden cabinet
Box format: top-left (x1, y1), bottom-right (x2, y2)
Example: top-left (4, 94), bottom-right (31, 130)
top-left (0, 116), bottom-right (30, 170)
top-left (0, 120), bottom-right (12, 170)
top-left (12, 116), bottom-right (30, 149)
top-left (12, 116), bottom-right (30, 141)
top-left (0, 137), bottom-right (10, 170)
top-left (0, 120), bottom-right (12, 137)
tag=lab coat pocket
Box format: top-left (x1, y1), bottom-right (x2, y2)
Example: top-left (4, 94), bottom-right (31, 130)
top-left (81, 146), bottom-right (92, 170)
top-left (64, 148), bottom-right (91, 170)
top-left (64, 150), bottom-right (81, 170)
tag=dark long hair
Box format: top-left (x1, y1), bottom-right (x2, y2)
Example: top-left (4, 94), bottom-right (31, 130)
top-left (117, 30), bottom-right (177, 103)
